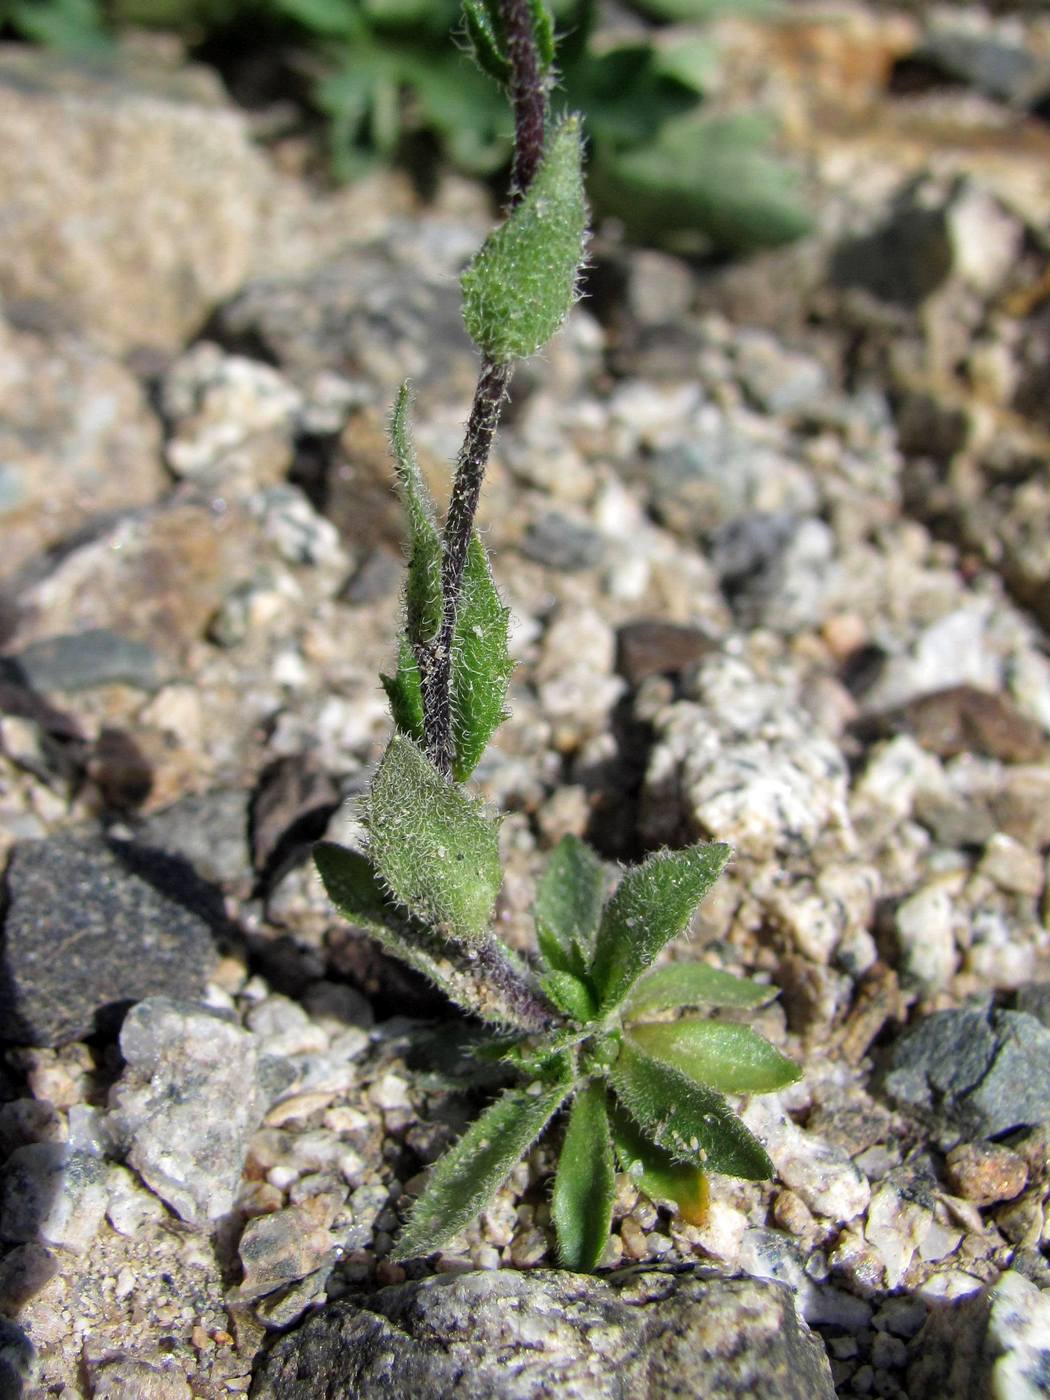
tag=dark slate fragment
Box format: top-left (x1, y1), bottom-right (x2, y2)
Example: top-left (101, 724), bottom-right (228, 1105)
top-left (251, 1266), bottom-right (835, 1400)
top-left (616, 621), bottom-right (713, 687)
top-left (136, 788), bottom-right (252, 890)
top-left (0, 834), bottom-right (220, 1047)
top-left (0, 630), bottom-right (162, 694)
top-left (855, 686), bottom-right (1049, 763)
top-left (884, 1004), bottom-right (1050, 1139)
top-left (521, 513), bottom-right (606, 572)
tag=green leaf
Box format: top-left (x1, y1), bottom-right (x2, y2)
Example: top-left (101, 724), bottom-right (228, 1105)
top-left (390, 383), bottom-right (444, 646)
top-left (552, 1080), bottom-right (616, 1270)
top-left (8, 0), bottom-right (112, 53)
top-left (449, 534), bottom-right (512, 781)
top-left (540, 971), bottom-right (597, 1024)
top-left (607, 1037), bottom-right (773, 1179)
top-left (462, 0), bottom-right (511, 84)
top-left (365, 734), bottom-right (502, 944)
top-left (626, 1020), bottom-right (801, 1095)
top-left (590, 843), bottom-right (731, 1014)
top-left (381, 635), bottom-right (425, 742)
top-left (461, 116), bottom-right (588, 363)
top-left (393, 1062), bottom-right (573, 1258)
top-left (535, 835), bottom-right (605, 975)
top-left (625, 962), bottom-right (776, 1017)
top-left (271, 0), bottom-right (364, 36)
top-left (590, 112), bottom-right (812, 254)
top-left (527, 0), bottom-right (555, 72)
top-left (315, 842), bottom-right (536, 1029)
top-left (609, 1102), bottom-right (709, 1225)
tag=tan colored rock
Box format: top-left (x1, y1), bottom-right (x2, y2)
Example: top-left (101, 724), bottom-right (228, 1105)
top-left (0, 318), bottom-right (166, 577)
top-left (0, 45), bottom-right (266, 353)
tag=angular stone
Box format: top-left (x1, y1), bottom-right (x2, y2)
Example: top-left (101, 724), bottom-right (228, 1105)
top-left (0, 46), bottom-right (266, 352)
top-left (616, 621), bottom-right (713, 686)
top-left (106, 998), bottom-right (264, 1225)
top-left (884, 1005), bottom-right (1050, 1139)
top-left (0, 1143), bottom-right (108, 1254)
top-left (0, 318), bottom-right (166, 577)
top-left (0, 835), bottom-right (219, 1047)
top-left (251, 1267), bottom-right (834, 1399)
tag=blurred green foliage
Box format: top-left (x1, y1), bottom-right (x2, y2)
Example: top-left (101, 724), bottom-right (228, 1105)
top-left (0, 0), bottom-right (811, 251)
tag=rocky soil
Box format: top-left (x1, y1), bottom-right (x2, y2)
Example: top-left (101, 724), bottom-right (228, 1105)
top-left (1, 3), bottom-right (1050, 1396)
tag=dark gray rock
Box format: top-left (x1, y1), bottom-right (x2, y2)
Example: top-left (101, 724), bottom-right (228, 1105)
top-left (521, 513), bottom-right (606, 572)
top-left (0, 630), bottom-right (161, 695)
top-left (0, 1317), bottom-right (38, 1400)
top-left (1015, 984), bottom-right (1050, 1030)
top-left (136, 788), bottom-right (252, 890)
top-left (884, 1004), bottom-right (1050, 1139)
top-left (920, 29), bottom-right (1050, 108)
top-left (250, 1267), bottom-right (835, 1400)
top-left (0, 834), bottom-right (220, 1046)
top-left (711, 513), bottom-right (835, 634)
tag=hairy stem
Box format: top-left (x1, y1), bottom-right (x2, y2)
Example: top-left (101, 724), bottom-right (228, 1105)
top-left (419, 0), bottom-right (549, 777)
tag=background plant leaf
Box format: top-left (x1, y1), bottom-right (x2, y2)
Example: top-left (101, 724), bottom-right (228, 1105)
top-left (608, 1037), bottom-right (773, 1178)
top-left (552, 1080), bottom-right (616, 1270)
top-left (535, 834), bottom-right (605, 976)
top-left (590, 842), bottom-right (731, 1014)
top-left (449, 534), bottom-right (512, 781)
top-left (624, 961), bottom-right (776, 1016)
top-left (365, 733), bottom-right (502, 944)
top-left (393, 1061), bottom-right (573, 1258)
top-left (627, 1019), bottom-right (801, 1094)
top-left (609, 1102), bottom-right (709, 1225)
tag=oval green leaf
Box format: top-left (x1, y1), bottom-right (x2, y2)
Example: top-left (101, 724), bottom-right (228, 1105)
top-left (626, 1019), bottom-right (801, 1095)
top-left (552, 1080), bottom-right (616, 1271)
top-left (624, 961), bottom-right (777, 1017)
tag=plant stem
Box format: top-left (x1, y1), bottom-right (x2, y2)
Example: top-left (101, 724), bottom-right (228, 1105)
top-left (419, 0), bottom-right (550, 778)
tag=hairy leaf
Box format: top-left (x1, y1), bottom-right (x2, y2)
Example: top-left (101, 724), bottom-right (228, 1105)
top-left (535, 834), bottom-right (604, 975)
top-left (540, 970), bottom-right (597, 1024)
top-left (552, 1080), bottom-right (616, 1270)
top-left (608, 1037), bottom-right (773, 1178)
top-left (393, 1061), bottom-right (573, 1258)
top-left (315, 842), bottom-right (537, 1028)
top-left (461, 116), bottom-right (587, 363)
top-left (590, 843), bottom-right (731, 1014)
top-left (450, 534), bottom-right (512, 781)
top-left (609, 1102), bottom-right (709, 1225)
top-left (390, 383), bottom-right (444, 646)
top-left (365, 734), bottom-right (502, 944)
top-left (380, 635), bottom-right (425, 742)
top-left (462, 0), bottom-right (510, 84)
top-left (627, 1020), bottom-right (801, 1094)
top-left (624, 961), bottom-right (776, 1017)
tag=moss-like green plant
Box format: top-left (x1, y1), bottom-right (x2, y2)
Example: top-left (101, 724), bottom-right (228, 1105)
top-left (316, 0), bottom-right (799, 1270)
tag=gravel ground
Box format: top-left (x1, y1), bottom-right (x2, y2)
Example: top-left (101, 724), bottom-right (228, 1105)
top-left (1, 4), bottom-right (1049, 1396)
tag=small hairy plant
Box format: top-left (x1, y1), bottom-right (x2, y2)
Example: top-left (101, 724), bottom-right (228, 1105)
top-left (316, 0), bottom-right (799, 1270)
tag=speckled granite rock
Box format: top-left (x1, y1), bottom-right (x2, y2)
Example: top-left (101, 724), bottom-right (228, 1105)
top-left (250, 1267), bottom-right (835, 1399)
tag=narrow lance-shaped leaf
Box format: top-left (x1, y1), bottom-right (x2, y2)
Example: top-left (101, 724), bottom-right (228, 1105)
top-left (314, 842), bottom-right (535, 1029)
top-left (390, 383), bottom-right (443, 646)
top-left (535, 834), bottom-right (605, 976)
top-left (626, 1020), bottom-right (801, 1095)
top-left (365, 733), bottom-right (502, 944)
top-left (607, 1037), bottom-right (773, 1179)
top-left (461, 116), bottom-right (588, 363)
top-left (552, 1080), bottom-right (616, 1271)
top-left (462, 0), bottom-right (511, 84)
top-left (540, 970), bottom-right (597, 1024)
top-left (590, 843), bottom-right (731, 1014)
top-left (624, 961), bottom-right (776, 1017)
top-left (450, 533), bottom-right (513, 781)
top-left (393, 1058), bottom-right (573, 1259)
top-left (380, 634), bottom-right (425, 743)
top-left (609, 1101), bottom-right (709, 1226)
top-left (526, 0), bottom-right (555, 72)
